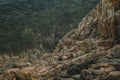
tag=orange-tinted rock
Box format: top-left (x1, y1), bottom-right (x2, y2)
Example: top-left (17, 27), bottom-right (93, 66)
top-left (5, 68), bottom-right (32, 80)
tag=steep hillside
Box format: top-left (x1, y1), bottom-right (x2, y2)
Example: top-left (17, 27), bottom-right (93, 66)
top-left (0, 0), bottom-right (100, 53)
top-left (0, 0), bottom-right (120, 80)
top-left (53, 0), bottom-right (120, 57)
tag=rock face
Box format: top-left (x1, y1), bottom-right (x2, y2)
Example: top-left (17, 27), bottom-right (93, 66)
top-left (54, 45), bottom-right (120, 80)
top-left (53, 0), bottom-right (120, 60)
top-left (99, 0), bottom-right (120, 40)
top-left (52, 0), bottom-right (120, 80)
top-left (80, 45), bottom-right (120, 80)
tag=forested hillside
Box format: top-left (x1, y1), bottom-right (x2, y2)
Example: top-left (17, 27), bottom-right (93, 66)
top-left (0, 0), bottom-right (120, 80)
top-left (0, 0), bottom-right (100, 53)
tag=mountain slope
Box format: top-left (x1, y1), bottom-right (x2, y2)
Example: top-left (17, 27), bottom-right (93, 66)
top-left (1, 0), bottom-right (120, 80)
top-left (0, 0), bottom-right (100, 53)
top-left (53, 0), bottom-right (120, 56)
top-left (52, 0), bottom-right (120, 79)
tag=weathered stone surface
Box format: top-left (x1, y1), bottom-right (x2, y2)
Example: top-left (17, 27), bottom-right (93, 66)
top-left (54, 0), bottom-right (120, 58)
top-left (57, 71), bottom-right (70, 78)
top-left (72, 74), bottom-right (81, 80)
top-left (80, 45), bottom-right (120, 80)
top-left (104, 71), bottom-right (120, 80)
top-left (61, 78), bottom-right (74, 80)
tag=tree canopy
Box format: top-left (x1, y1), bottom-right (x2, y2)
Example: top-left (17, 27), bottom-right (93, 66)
top-left (0, 0), bottom-right (100, 53)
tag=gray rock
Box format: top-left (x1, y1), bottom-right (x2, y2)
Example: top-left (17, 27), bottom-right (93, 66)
top-left (61, 78), bottom-right (74, 80)
top-left (72, 74), bottom-right (81, 80)
top-left (67, 65), bottom-right (80, 75)
top-left (54, 77), bottom-right (74, 80)
top-left (57, 71), bottom-right (70, 78)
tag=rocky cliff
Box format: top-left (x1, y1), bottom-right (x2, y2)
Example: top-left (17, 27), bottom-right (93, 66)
top-left (52, 0), bottom-right (120, 79)
top-left (54, 0), bottom-right (120, 57)
top-left (1, 0), bottom-right (120, 80)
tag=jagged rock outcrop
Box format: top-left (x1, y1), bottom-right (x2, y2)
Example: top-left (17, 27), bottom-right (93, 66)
top-left (52, 0), bottom-right (120, 79)
top-left (55, 45), bottom-right (120, 80)
top-left (53, 0), bottom-right (120, 60)
top-left (98, 0), bottom-right (120, 40)
top-left (80, 45), bottom-right (120, 80)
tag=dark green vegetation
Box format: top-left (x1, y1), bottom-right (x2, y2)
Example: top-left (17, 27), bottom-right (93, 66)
top-left (0, 0), bottom-right (100, 53)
